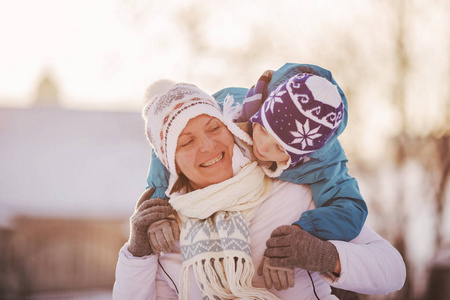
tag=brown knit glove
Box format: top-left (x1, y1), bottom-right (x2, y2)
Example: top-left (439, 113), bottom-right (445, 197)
top-left (128, 188), bottom-right (174, 257)
top-left (264, 225), bottom-right (339, 273)
top-left (257, 256), bottom-right (295, 291)
top-left (147, 217), bottom-right (180, 254)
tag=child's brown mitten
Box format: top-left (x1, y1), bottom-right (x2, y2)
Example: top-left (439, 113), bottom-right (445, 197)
top-left (257, 256), bottom-right (295, 291)
top-left (147, 217), bottom-right (180, 254)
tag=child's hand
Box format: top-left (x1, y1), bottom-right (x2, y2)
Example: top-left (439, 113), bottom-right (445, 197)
top-left (147, 218), bottom-right (180, 255)
top-left (264, 225), bottom-right (339, 273)
top-left (257, 256), bottom-right (295, 291)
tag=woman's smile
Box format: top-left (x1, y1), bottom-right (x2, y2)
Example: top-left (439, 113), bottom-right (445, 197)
top-left (200, 152), bottom-right (224, 167)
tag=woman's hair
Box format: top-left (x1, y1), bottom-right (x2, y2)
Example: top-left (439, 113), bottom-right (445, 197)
top-left (170, 171), bottom-right (194, 194)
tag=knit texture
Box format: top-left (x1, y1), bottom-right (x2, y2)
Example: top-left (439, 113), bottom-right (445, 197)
top-left (257, 256), bottom-right (295, 291)
top-left (249, 73), bottom-right (344, 174)
top-left (264, 225), bottom-right (339, 273)
top-left (142, 82), bottom-right (250, 195)
top-left (128, 189), bottom-right (174, 257)
top-left (147, 217), bottom-right (179, 255)
top-left (169, 162), bottom-right (279, 300)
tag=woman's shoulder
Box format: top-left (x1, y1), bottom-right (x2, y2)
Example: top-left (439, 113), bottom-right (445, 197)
top-left (255, 179), bottom-right (314, 221)
top-left (271, 179), bottom-right (312, 200)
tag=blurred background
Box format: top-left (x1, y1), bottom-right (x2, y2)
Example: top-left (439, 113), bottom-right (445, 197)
top-left (0, 0), bottom-right (449, 299)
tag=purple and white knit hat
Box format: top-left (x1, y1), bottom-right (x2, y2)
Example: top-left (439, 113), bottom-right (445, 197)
top-left (249, 73), bottom-right (344, 170)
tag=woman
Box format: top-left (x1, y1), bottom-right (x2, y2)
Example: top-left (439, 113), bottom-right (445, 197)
top-left (113, 82), bottom-right (406, 299)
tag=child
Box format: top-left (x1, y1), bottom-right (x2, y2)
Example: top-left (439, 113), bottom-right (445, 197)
top-left (146, 63), bottom-right (367, 244)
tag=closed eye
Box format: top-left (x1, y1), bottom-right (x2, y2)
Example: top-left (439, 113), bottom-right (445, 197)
top-left (180, 139), bottom-right (194, 147)
top-left (210, 126), bottom-right (221, 133)
top-left (260, 126), bottom-right (267, 133)
top-left (208, 121), bottom-right (222, 133)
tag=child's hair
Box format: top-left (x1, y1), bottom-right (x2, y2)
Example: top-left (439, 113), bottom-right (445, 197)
top-left (249, 73), bottom-right (344, 170)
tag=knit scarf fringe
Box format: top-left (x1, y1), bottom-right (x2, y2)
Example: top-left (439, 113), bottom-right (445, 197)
top-left (180, 255), bottom-right (279, 300)
top-left (170, 162), bottom-right (279, 300)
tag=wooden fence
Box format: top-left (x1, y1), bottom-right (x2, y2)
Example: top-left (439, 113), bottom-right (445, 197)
top-left (0, 216), bottom-right (128, 298)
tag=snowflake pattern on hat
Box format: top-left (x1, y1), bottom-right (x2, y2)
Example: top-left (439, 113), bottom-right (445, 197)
top-left (249, 73), bottom-right (344, 168)
top-left (265, 84), bottom-right (285, 114)
top-left (291, 119), bottom-right (322, 149)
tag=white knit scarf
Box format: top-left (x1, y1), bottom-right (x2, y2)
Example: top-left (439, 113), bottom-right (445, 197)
top-left (169, 162), bottom-right (279, 300)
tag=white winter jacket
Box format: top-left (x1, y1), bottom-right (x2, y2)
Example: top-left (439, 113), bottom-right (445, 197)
top-left (113, 180), bottom-right (406, 299)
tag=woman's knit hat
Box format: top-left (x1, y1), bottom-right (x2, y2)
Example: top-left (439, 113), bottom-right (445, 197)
top-left (142, 80), bottom-right (250, 194)
top-left (249, 73), bottom-right (344, 170)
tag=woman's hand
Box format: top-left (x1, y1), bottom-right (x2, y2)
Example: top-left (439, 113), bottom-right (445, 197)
top-left (147, 218), bottom-right (180, 255)
top-left (128, 188), bottom-right (174, 257)
top-left (264, 225), bottom-right (340, 274)
top-left (257, 256), bottom-right (295, 291)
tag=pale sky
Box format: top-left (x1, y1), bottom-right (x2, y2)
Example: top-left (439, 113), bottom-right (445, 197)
top-left (0, 0), bottom-right (446, 155)
top-left (0, 0), bottom-right (161, 109)
top-left (0, 0), bottom-right (362, 110)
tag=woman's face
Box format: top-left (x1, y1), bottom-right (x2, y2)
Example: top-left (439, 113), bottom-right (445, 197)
top-left (175, 114), bottom-right (234, 190)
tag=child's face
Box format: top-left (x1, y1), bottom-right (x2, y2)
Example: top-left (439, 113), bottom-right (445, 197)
top-left (252, 122), bottom-right (290, 164)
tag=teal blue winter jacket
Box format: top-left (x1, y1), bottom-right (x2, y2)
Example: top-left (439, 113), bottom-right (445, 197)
top-left (145, 63), bottom-right (367, 241)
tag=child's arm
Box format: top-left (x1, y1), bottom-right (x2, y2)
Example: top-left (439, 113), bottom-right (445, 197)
top-left (146, 150), bottom-right (170, 199)
top-left (279, 140), bottom-right (368, 241)
top-left (234, 70), bottom-right (273, 122)
top-left (266, 63), bottom-right (367, 241)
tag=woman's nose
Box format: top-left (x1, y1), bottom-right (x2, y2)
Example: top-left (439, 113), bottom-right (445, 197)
top-left (199, 136), bottom-right (215, 152)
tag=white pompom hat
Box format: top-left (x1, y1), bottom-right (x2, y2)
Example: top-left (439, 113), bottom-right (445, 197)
top-left (142, 80), bottom-right (250, 194)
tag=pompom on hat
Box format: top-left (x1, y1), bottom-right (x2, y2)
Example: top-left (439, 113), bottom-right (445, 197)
top-left (143, 80), bottom-right (250, 195)
top-left (249, 73), bottom-right (344, 175)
